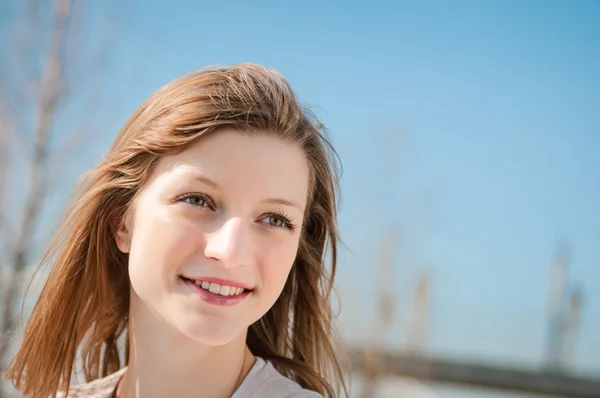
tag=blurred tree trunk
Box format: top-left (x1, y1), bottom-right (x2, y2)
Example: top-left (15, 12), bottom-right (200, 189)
top-left (0, 1), bottom-right (115, 395)
top-left (360, 230), bottom-right (398, 398)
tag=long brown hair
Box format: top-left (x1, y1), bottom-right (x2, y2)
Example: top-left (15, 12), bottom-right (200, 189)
top-left (3, 64), bottom-right (349, 397)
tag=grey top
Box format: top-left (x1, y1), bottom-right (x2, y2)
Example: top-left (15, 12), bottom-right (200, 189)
top-left (58, 357), bottom-right (322, 398)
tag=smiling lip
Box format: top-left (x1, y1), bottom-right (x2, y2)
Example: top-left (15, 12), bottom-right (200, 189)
top-left (182, 276), bottom-right (254, 291)
top-left (180, 277), bottom-right (252, 307)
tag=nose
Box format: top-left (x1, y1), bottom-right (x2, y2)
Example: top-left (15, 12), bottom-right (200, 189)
top-left (203, 217), bottom-right (253, 269)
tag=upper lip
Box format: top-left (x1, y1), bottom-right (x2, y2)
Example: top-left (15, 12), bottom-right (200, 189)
top-left (181, 276), bottom-right (254, 290)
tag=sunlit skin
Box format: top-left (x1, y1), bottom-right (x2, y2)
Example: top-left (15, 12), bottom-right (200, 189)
top-left (112, 129), bottom-right (310, 398)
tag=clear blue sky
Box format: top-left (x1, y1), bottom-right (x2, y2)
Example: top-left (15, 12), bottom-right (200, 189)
top-left (2, 0), bottom-right (599, 378)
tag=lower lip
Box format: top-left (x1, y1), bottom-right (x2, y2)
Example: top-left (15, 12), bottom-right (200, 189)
top-left (180, 277), bottom-right (251, 307)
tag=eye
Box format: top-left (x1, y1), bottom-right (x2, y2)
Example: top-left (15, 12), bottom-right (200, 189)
top-left (177, 192), bottom-right (212, 209)
top-left (259, 212), bottom-right (298, 231)
top-left (266, 215), bottom-right (286, 228)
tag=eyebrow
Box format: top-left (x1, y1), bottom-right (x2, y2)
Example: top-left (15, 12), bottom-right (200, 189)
top-left (193, 175), bottom-right (219, 189)
top-left (262, 198), bottom-right (304, 212)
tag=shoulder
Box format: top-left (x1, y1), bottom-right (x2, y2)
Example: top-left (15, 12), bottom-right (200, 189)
top-left (242, 359), bottom-right (323, 398)
top-left (55, 368), bottom-right (125, 398)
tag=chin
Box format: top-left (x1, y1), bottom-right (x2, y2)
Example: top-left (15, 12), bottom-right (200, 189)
top-left (175, 315), bottom-right (246, 347)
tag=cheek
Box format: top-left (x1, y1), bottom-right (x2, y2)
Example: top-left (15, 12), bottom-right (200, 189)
top-left (128, 213), bottom-right (201, 283)
top-left (258, 236), bottom-right (300, 288)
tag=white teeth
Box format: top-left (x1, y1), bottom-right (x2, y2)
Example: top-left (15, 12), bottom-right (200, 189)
top-left (219, 285), bottom-right (230, 296)
top-left (192, 280), bottom-right (246, 296)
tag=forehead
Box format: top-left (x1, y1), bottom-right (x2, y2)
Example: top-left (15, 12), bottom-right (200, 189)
top-left (148, 129), bottom-right (310, 207)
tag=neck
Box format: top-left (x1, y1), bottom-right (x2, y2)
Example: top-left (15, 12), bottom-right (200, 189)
top-left (117, 295), bottom-right (255, 398)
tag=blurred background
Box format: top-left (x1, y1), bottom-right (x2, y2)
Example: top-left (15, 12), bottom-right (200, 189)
top-left (0, 0), bottom-right (599, 397)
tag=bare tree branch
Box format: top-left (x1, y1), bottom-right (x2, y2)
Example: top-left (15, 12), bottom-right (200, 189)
top-left (0, 3), bottom-right (116, 396)
top-left (0, 101), bottom-right (15, 252)
top-left (0, 0), bottom-right (72, 371)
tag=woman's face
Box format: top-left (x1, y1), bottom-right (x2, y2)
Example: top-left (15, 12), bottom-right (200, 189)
top-left (113, 129), bottom-right (309, 345)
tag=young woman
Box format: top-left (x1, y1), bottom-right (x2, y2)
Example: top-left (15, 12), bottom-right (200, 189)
top-left (4, 64), bottom-right (348, 397)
